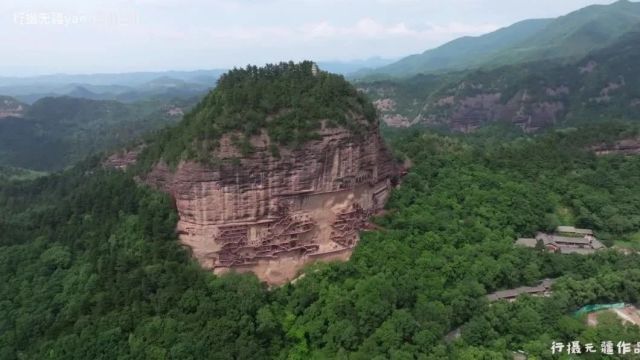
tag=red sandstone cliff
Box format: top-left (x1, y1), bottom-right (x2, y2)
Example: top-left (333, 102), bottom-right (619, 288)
top-left (144, 122), bottom-right (398, 284)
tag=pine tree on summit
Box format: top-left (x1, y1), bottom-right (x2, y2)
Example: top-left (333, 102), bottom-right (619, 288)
top-left (138, 61), bottom-right (377, 167)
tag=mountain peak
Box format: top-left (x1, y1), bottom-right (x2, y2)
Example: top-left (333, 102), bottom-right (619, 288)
top-left (138, 62), bottom-right (399, 285)
top-left (143, 61), bottom-right (377, 165)
top-left (359, 0), bottom-right (640, 79)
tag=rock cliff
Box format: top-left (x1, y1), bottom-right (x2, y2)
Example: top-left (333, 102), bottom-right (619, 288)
top-left (361, 30), bottom-right (640, 132)
top-left (136, 62), bottom-right (399, 284)
top-left (0, 96), bottom-right (26, 119)
top-left (592, 138), bottom-right (640, 156)
top-left (145, 125), bottom-right (397, 284)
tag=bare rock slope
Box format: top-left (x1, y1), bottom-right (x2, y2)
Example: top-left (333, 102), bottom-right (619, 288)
top-left (138, 62), bottom-right (399, 284)
top-left (146, 126), bottom-right (396, 284)
top-left (362, 29), bottom-right (640, 132)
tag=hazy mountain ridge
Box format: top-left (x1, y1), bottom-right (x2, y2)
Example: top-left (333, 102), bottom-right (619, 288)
top-left (360, 0), bottom-right (640, 79)
top-left (318, 57), bottom-right (398, 76)
top-left (0, 63), bottom-right (388, 104)
top-left (0, 69), bottom-right (223, 104)
top-left (0, 95), bottom-right (199, 171)
top-left (363, 29), bottom-right (640, 132)
top-left (356, 18), bottom-right (553, 79)
top-left (0, 69), bottom-right (225, 87)
top-left (490, 0), bottom-right (640, 66)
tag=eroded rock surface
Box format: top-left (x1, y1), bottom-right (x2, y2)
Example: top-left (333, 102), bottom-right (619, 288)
top-left (592, 138), bottom-right (640, 156)
top-left (435, 91), bottom-right (564, 133)
top-left (104, 147), bottom-right (144, 170)
top-left (0, 97), bottom-right (25, 119)
top-left (144, 125), bottom-right (399, 284)
top-left (364, 84), bottom-right (567, 133)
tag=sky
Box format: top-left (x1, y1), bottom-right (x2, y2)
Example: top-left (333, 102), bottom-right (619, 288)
top-left (0, 0), bottom-right (620, 76)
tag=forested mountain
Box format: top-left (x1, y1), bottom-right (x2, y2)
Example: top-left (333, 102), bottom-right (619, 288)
top-left (132, 61), bottom-right (398, 285)
top-left (0, 165), bottom-right (44, 183)
top-left (493, 0), bottom-right (640, 66)
top-left (355, 19), bottom-right (552, 79)
top-left (138, 61), bottom-right (377, 167)
top-left (3, 119), bottom-right (640, 358)
top-left (0, 69), bottom-right (224, 88)
top-left (0, 96), bottom-right (197, 171)
top-left (363, 29), bottom-right (640, 132)
top-left (360, 0), bottom-right (640, 79)
top-left (3, 1), bottom-right (640, 355)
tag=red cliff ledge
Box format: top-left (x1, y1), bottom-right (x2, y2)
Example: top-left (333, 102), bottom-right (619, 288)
top-left (144, 123), bottom-right (399, 285)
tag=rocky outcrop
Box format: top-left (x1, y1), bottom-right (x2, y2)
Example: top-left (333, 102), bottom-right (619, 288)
top-left (144, 123), bottom-right (399, 285)
top-left (579, 60), bottom-right (597, 74)
top-left (363, 30), bottom-right (640, 133)
top-left (104, 146), bottom-right (144, 170)
top-left (431, 91), bottom-right (565, 133)
top-left (592, 138), bottom-right (640, 156)
top-left (591, 76), bottom-right (626, 103)
top-left (0, 97), bottom-right (26, 119)
top-left (365, 82), bottom-right (567, 133)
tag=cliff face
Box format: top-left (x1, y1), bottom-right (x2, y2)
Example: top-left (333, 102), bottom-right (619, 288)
top-left (430, 90), bottom-right (565, 133)
top-left (592, 138), bottom-right (640, 156)
top-left (365, 84), bottom-right (568, 133)
top-left (145, 123), bottom-right (398, 284)
top-left (362, 30), bottom-right (640, 133)
top-left (0, 97), bottom-right (26, 119)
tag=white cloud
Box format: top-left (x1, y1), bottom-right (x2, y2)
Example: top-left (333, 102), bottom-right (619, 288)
top-left (0, 0), bottom-right (617, 75)
top-left (183, 18), bottom-right (499, 44)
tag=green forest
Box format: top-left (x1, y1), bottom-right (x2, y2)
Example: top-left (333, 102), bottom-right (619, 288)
top-left (139, 61), bottom-right (377, 166)
top-left (361, 28), bottom-right (640, 133)
top-left (0, 96), bottom-right (196, 172)
top-left (3, 119), bottom-right (640, 359)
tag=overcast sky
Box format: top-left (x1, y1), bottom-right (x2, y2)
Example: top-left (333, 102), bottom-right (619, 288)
top-left (0, 0), bottom-right (620, 76)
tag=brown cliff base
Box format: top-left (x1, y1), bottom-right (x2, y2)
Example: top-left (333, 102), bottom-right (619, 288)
top-left (145, 125), bottom-right (398, 285)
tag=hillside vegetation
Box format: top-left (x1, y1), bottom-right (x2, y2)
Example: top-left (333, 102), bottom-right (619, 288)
top-left (0, 69), bottom-right (223, 104)
top-left (363, 29), bottom-right (640, 131)
top-left (0, 96), bottom-right (196, 171)
top-left (493, 0), bottom-right (640, 66)
top-left (139, 61), bottom-right (377, 166)
top-left (3, 122), bottom-right (640, 358)
top-left (355, 19), bottom-right (552, 79)
top-left (360, 0), bottom-right (640, 79)
top-left (0, 165), bottom-right (44, 183)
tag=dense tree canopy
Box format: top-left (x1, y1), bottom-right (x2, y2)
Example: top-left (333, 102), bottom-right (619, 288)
top-left (139, 62), bottom-right (377, 167)
top-left (0, 96), bottom-right (193, 172)
top-left (2, 122), bottom-right (640, 358)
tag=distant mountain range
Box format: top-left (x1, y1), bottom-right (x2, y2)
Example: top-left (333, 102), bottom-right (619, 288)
top-left (362, 28), bottom-right (640, 132)
top-left (0, 95), bottom-right (199, 171)
top-left (0, 69), bottom-right (225, 88)
top-left (0, 61), bottom-right (397, 105)
top-left (358, 0), bottom-right (640, 79)
top-left (3, 1), bottom-right (640, 173)
top-left (0, 69), bottom-right (225, 104)
top-left (317, 57), bottom-right (398, 75)
top-left (0, 61), bottom-right (401, 173)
